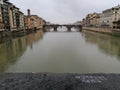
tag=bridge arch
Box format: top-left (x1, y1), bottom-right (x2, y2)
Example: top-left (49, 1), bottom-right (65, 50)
top-left (43, 24), bottom-right (82, 32)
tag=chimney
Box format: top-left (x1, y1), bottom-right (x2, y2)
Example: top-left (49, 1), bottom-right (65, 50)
top-left (27, 9), bottom-right (31, 16)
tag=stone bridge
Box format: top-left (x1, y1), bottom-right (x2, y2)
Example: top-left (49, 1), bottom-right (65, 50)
top-left (43, 24), bottom-right (82, 32)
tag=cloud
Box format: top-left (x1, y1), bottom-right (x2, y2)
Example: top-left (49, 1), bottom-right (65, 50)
top-left (10, 0), bottom-right (120, 24)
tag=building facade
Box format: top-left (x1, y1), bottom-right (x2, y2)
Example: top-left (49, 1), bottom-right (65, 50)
top-left (90, 13), bottom-right (101, 27)
top-left (0, 0), bottom-right (25, 31)
top-left (25, 9), bottom-right (44, 30)
top-left (19, 11), bottom-right (25, 30)
top-left (86, 13), bottom-right (95, 26)
top-left (0, 0), bottom-right (4, 31)
top-left (99, 5), bottom-right (120, 28)
top-left (2, 0), bottom-right (10, 31)
top-left (84, 13), bottom-right (101, 27)
top-left (82, 5), bottom-right (120, 29)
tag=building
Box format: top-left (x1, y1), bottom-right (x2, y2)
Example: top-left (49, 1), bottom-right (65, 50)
top-left (14, 7), bottom-right (20, 30)
top-left (8, 2), bottom-right (25, 31)
top-left (0, 0), bottom-right (4, 31)
top-left (82, 5), bottom-right (120, 29)
top-left (0, 0), bottom-right (25, 31)
top-left (84, 13), bottom-right (101, 27)
top-left (81, 18), bottom-right (86, 26)
top-left (19, 11), bottom-right (25, 30)
top-left (8, 2), bottom-right (14, 31)
top-left (85, 13), bottom-right (94, 26)
top-left (90, 13), bottom-right (101, 27)
top-left (74, 21), bottom-right (82, 25)
top-left (1, 0), bottom-right (44, 32)
top-left (25, 9), bottom-right (44, 30)
top-left (100, 5), bottom-right (120, 28)
top-left (2, 0), bottom-right (10, 31)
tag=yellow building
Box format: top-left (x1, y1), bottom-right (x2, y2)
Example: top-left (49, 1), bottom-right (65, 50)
top-left (25, 9), bottom-right (44, 30)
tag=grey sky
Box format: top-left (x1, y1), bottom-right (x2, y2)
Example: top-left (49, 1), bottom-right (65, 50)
top-left (10, 0), bottom-right (120, 24)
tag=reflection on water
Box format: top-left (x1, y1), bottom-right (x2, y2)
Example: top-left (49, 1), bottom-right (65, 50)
top-left (0, 29), bottom-right (120, 73)
top-left (0, 30), bottom-right (43, 73)
top-left (83, 31), bottom-right (120, 59)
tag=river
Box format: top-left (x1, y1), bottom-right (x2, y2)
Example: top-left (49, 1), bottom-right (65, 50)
top-left (0, 28), bottom-right (120, 73)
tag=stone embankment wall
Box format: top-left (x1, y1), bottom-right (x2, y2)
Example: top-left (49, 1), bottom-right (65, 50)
top-left (83, 27), bottom-right (120, 36)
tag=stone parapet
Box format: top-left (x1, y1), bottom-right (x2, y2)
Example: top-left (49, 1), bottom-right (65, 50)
top-left (0, 73), bottom-right (120, 90)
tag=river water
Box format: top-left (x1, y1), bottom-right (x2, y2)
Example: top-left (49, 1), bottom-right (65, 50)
top-left (0, 28), bottom-right (120, 73)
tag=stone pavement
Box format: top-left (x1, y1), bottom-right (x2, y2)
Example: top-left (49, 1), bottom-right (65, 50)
top-left (0, 73), bottom-right (120, 90)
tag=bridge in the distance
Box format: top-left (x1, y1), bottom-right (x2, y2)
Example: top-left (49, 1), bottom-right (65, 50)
top-left (43, 24), bottom-right (82, 32)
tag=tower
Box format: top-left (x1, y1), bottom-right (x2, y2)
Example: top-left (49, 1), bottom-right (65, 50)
top-left (27, 9), bottom-right (31, 16)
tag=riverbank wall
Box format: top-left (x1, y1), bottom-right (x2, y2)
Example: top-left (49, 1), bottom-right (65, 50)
top-left (0, 28), bottom-right (42, 38)
top-left (83, 27), bottom-right (120, 36)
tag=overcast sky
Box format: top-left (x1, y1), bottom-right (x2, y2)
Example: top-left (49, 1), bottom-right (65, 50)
top-left (10, 0), bottom-right (120, 24)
